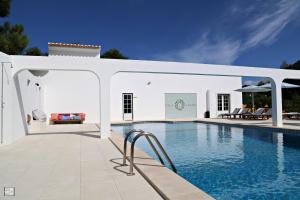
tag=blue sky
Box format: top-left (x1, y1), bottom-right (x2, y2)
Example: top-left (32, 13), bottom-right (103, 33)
top-left (5, 0), bottom-right (300, 83)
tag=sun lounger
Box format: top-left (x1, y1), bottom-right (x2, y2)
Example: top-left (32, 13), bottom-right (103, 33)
top-left (283, 112), bottom-right (300, 120)
top-left (261, 109), bottom-right (272, 119)
top-left (231, 108), bottom-right (249, 119)
top-left (242, 108), bottom-right (266, 119)
top-left (221, 108), bottom-right (240, 118)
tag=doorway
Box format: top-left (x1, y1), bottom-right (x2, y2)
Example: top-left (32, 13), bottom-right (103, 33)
top-left (217, 94), bottom-right (230, 115)
top-left (122, 93), bottom-right (133, 121)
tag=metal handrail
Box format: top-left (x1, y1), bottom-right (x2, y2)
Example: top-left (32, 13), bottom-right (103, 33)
top-left (122, 129), bottom-right (177, 176)
top-left (123, 129), bottom-right (165, 167)
top-left (122, 129), bottom-right (144, 165)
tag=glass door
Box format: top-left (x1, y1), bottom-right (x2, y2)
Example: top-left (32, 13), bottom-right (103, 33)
top-left (217, 94), bottom-right (230, 115)
top-left (122, 93), bottom-right (133, 121)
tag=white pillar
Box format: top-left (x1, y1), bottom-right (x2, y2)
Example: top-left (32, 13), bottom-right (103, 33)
top-left (100, 75), bottom-right (111, 139)
top-left (271, 78), bottom-right (283, 127)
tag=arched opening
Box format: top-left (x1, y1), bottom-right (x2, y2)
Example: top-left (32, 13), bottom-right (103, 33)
top-left (14, 69), bottom-right (101, 135)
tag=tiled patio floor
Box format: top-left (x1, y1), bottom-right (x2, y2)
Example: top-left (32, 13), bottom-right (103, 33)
top-left (29, 122), bottom-right (100, 134)
top-left (0, 132), bottom-right (162, 200)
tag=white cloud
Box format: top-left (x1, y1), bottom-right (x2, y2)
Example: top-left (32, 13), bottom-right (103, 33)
top-left (156, 34), bottom-right (241, 65)
top-left (244, 0), bottom-right (300, 49)
top-left (156, 0), bottom-right (300, 65)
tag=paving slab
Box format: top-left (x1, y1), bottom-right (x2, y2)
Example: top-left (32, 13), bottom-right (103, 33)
top-left (0, 132), bottom-right (162, 200)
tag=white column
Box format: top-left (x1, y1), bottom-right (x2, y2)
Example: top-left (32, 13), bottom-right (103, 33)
top-left (100, 75), bottom-right (111, 139)
top-left (271, 78), bottom-right (283, 127)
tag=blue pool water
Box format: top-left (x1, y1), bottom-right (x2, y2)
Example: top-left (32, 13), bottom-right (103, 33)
top-left (112, 122), bottom-right (300, 200)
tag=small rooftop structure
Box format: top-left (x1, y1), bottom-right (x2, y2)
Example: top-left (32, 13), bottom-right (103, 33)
top-left (48, 42), bottom-right (101, 57)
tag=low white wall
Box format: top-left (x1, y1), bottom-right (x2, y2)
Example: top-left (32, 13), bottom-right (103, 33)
top-left (43, 71), bottom-right (100, 123)
top-left (111, 73), bottom-right (242, 121)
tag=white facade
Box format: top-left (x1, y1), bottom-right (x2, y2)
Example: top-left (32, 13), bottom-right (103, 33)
top-left (111, 72), bottom-right (242, 121)
top-left (1, 43), bottom-right (300, 144)
top-left (22, 70), bottom-right (241, 123)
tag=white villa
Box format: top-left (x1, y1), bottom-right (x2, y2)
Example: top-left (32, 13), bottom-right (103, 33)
top-left (0, 42), bottom-right (299, 145)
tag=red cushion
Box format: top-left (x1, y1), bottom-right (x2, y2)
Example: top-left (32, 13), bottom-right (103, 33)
top-left (51, 113), bottom-right (59, 121)
top-left (51, 113), bottom-right (86, 121)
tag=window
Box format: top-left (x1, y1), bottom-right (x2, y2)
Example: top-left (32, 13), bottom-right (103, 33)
top-left (217, 94), bottom-right (230, 111)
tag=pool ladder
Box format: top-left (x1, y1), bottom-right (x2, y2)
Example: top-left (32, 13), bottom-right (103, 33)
top-left (122, 129), bottom-right (177, 176)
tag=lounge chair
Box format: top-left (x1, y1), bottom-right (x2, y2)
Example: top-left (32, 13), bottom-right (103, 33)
top-left (261, 109), bottom-right (272, 119)
top-left (231, 108), bottom-right (249, 119)
top-left (221, 108), bottom-right (240, 118)
top-left (283, 112), bottom-right (300, 120)
top-left (242, 108), bottom-right (265, 119)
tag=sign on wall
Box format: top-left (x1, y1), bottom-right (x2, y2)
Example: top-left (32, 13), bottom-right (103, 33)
top-left (165, 93), bottom-right (197, 119)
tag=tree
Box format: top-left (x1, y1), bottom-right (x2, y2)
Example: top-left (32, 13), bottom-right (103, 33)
top-left (0, 0), bottom-right (30, 55)
top-left (0, 0), bottom-right (11, 17)
top-left (280, 60), bottom-right (289, 69)
top-left (280, 60), bottom-right (300, 112)
top-left (289, 60), bottom-right (300, 70)
top-left (101, 48), bottom-right (128, 59)
top-left (25, 47), bottom-right (43, 56)
top-left (0, 22), bottom-right (29, 55)
top-left (280, 60), bottom-right (300, 70)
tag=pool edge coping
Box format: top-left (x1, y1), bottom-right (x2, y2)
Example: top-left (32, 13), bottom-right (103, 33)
top-left (111, 119), bottom-right (300, 133)
top-left (195, 119), bottom-right (300, 133)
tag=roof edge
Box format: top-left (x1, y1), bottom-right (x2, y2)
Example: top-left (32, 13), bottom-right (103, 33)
top-left (48, 42), bottom-right (100, 49)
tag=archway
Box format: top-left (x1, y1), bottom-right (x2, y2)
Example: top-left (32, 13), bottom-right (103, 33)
top-left (14, 69), bottom-right (101, 136)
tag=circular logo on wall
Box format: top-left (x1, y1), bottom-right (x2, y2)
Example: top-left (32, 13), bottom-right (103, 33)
top-left (175, 99), bottom-right (185, 111)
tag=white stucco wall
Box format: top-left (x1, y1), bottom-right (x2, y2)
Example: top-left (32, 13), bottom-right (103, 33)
top-left (48, 46), bottom-right (101, 57)
top-left (0, 54), bottom-right (37, 145)
top-left (17, 70), bottom-right (44, 122)
top-left (39, 71), bottom-right (242, 123)
top-left (1, 58), bottom-right (13, 145)
top-left (43, 71), bottom-right (100, 123)
top-left (111, 73), bottom-right (242, 121)
top-left (207, 89), bottom-right (243, 118)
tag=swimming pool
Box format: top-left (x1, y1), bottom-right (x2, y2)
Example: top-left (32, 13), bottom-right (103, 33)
top-left (112, 122), bottom-right (300, 200)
